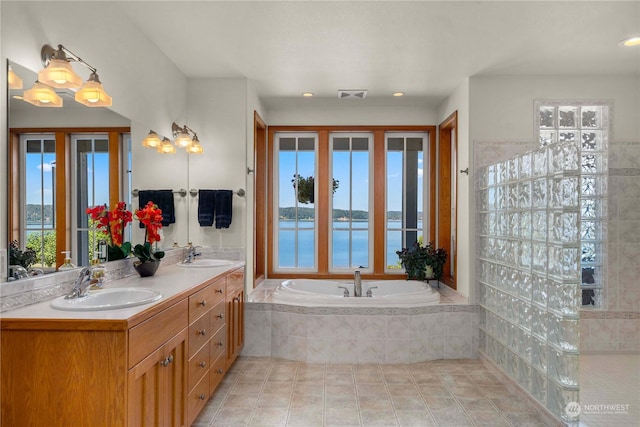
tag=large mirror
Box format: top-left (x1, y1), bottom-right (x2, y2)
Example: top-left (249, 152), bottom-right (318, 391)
top-left (5, 60), bottom-right (177, 282)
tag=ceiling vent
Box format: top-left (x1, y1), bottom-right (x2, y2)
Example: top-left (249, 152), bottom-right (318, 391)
top-left (338, 89), bottom-right (368, 99)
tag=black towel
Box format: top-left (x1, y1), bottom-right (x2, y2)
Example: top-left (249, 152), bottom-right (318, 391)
top-left (198, 190), bottom-right (216, 226)
top-left (214, 190), bottom-right (233, 229)
top-left (138, 190), bottom-right (175, 227)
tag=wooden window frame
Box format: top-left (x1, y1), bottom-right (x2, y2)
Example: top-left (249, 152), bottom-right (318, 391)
top-left (8, 127), bottom-right (130, 268)
top-left (267, 125), bottom-right (435, 280)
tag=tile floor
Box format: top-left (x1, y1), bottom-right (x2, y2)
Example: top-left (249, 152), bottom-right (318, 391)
top-left (579, 354), bottom-right (639, 427)
top-left (193, 357), bottom-right (551, 427)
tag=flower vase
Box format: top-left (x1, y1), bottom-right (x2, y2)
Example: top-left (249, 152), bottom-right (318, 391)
top-left (133, 260), bottom-right (160, 277)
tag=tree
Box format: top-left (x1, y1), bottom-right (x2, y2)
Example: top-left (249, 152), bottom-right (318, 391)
top-left (25, 231), bottom-right (57, 267)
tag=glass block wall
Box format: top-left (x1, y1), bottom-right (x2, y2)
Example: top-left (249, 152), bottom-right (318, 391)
top-left (477, 135), bottom-right (601, 423)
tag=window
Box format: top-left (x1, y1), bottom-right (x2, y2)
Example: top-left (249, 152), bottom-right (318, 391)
top-left (9, 128), bottom-right (130, 269)
top-left (268, 126), bottom-right (435, 278)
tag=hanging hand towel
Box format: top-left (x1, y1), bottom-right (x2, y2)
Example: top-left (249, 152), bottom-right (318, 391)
top-left (214, 190), bottom-right (233, 229)
top-left (198, 190), bottom-right (216, 226)
top-left (138, 190), bottom-right (175, 227)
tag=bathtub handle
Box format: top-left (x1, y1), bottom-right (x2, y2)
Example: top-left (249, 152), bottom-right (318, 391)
top-left (366, 286), bottom-right (378, 297)
top-left (337, 286), bottom-right (350, 297)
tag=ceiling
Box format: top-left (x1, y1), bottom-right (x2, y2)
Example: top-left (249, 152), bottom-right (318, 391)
top-left (118, 1), bottom-right (638, 108)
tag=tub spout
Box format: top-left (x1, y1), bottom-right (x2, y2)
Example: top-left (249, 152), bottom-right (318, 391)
top-left (354, 270), bottom-right (362, 297)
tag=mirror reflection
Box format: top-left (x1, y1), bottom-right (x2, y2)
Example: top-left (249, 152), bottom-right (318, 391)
top-left (6, 60), bottom-right (132, 281)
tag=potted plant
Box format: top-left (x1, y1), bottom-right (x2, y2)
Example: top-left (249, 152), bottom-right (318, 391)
top-left (132, 201), bottom-right (165, 277)
top-left (396, 240), bottom-right (447, 283)
top-left (86, 202), bottom-right (132, 261)
top-left (291, 174), bottom-right (339, 204)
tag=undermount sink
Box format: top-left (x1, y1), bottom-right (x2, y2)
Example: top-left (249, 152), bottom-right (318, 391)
top-left (176, 259), bottom-right (235, 268)
top-left (51, 287), bottom-right (162, 311)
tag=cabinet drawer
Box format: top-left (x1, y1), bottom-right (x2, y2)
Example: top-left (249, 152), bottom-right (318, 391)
top-left (226, 268), bottom-right (244, 296)
top-left (188, 343), bottom-right (210, 393)
top-left (187, 375), bottom-right (210, 426)
top-left (189, 281), bottom-right (223, 323)
top-left (209, 300), bottom-right (225, 332)
top-left (188, 314), bottom-right (210, 356)
top-left (209, 353), bottom-right (226, 395)
top-left (209, 326), bottom-right (226, 361)
top-left (128, 299), bottom-right (188, 368)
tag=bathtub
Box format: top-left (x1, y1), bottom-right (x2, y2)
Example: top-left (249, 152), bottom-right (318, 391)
top-left (271, 279), bottom-right (440, 306)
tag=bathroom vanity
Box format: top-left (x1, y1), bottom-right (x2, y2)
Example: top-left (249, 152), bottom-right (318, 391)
top-left (0, 262), bottom-right (245, 426)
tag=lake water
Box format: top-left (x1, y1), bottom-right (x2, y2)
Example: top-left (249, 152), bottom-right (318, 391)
top-left (278, 220), bottom-right (423, 269)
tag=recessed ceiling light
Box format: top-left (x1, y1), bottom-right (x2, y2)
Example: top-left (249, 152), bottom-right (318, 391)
top-left (302, 92), bottom-right (314, 97)
top-left (393, 92), bottom-right (405, 97)
top-left (620, 36), bottom-right (640, 47)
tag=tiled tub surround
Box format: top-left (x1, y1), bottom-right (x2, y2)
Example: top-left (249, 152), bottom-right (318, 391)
top-left (243, 280), bottom-right (479, 364)
top-left (0, 247), bottom-right (244, 312)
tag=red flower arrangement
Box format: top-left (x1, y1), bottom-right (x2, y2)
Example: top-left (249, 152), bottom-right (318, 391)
top-left (86, 201), bottom-right (165, 263)
top-left (86, 202), bottom-right (132, 260)
top-left (133, 201), bottom-right (165, 263)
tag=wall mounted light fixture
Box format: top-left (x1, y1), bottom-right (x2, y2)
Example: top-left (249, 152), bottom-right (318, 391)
top-left (141, 124), bottom-right (203, 155)
top-left (23, 44), bottom-right (112, 107)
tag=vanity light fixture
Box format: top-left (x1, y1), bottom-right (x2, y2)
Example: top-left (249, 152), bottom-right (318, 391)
top-left (22, 81), bottom-right (63, 107)
top-left (142, 130), bottom-right (162, 148)
top-left (620, 36), bottom-right (640, 46)
top-left (36, 44), bottom-right (112, 107)
top-left (157, 137), bottom-right (176, 154)
top-left (185, 135), bottom-right (204, 154)
top-left (7, 66), bottom-right (23, 89)
top-left (172, 122), bottom-right (204, 154)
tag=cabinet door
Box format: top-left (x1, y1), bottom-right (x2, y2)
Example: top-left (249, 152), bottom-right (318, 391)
top-left (226, 288), bottom-right (244, 369)
top-left (128, 328), bottom-right (187, 427)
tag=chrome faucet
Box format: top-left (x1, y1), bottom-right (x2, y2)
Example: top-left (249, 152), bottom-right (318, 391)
top-left (366, 286), bottom-right (378, 297)
top-left (338, 286), bottom-right (350, 297)
top-left (354, 270), bottom-right (362, 297)
top-left (183, 243), bottom-right (201, 264)
top-left (65, 267), bottom-right (93, 299)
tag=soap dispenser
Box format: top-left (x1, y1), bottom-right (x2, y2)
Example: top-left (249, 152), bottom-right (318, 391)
top-left (89, 252), bottom-right (106, 290)
top-left (58, 251), bottom-right (76, 270)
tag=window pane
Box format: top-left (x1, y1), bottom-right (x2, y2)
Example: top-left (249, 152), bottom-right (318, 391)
top-left (331, 133), bottom-right (371, 271)
top-left (276, 133), bottom-right (317, 269)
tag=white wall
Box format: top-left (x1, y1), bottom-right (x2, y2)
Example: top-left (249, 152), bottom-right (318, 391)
top-left (1, 1), bottom-right (189, 253)
top-left (437, 78), bottom-right (471, 298)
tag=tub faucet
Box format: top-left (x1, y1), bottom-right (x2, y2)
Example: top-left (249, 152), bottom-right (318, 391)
top-left (354, 270), bottom-right (362, 297)
top-left (65, 267), bottom-right (92, 299)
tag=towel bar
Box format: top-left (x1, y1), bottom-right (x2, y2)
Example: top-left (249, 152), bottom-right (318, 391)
top-left (189, 188), bottom-right (245, 197)
top-left (131, 188), bottom-right (187, 197)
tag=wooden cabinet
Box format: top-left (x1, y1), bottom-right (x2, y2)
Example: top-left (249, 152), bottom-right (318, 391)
top-left (225, 268), bottom-right (245, 369)
top-left (0, 264), bottom-right (245, 427)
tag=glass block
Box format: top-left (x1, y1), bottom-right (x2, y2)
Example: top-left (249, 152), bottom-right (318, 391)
top-left (520, 241), bottom-right (531, 269)
top-left (479, 189), bottom-right (488, 211)
top-left (532, 178), bottom-right (547, 208)
top-left (478, 167), bottom-right (489, 188)
top-left (519, 211), bottom-right (532, 239)
top-left (559, 131), bottom-right (577, 143)
top-left (533, 149), bottom-right (548, 176)
top-left (539, 106), bottom-right (555, 128)
top-left (519, 302), bottom-right (532, 331)
top-left (508, 322), bottom-right (519, 351)
top-left (531, 337), bottom-right (547, 371)
top-left (532, 242), bottom-right (548, 272)
top-left (495, 185), bottom-right (506, 210)
top-left (558, 106), bottom-right (578, 128)
top-left (507, 158), bottom-right (519, 182)
top-left (531, 306), bottom-right (547, 339)
top-left (487, 187), bottom-right (496, 210)
top-left (562, 247), bottom-right (580, 280)
top-left (508, 268), bottom-right (520, 294)
top-left (488, 212), bottom-right (496, 235)
top-left (497, 316), bottom-right (508, 343)
top-left (562, 177), bottom-right (580, 208)
top-left (532, 273), bottom-right (548, 307)
top-left (549, 211), bottom-right (578, 244)
top-left (479, 213), bottom-right (490, 236)
top-left (581, 105), bottom-right (602, 128)
top-left (581, 130), bottom-right (602, 151)
top-left (548, 245), bottom-right (562, 278)
top-left (581, 176), bottom-right (600, 196)
top-left (519, 153), bottom-right (532, 178)
top-left (518, 181), bottom-right (531, 209)
top-left (508, 212), bottom-right (519, 238)
top-left (550, 283), bottom-right (580, 317)
top-left (548, 348), bottom-right (579, 387)
top-left (531, 367), bottom-right (547, 405)
top-left (496, 212), bottom-right (506, 237)
top-left (532, 211), bottom-right (547, 241)
top-left (518, 271), bottom-right (532, 301)
top-left (548, 315), bottom-right (579, 352)
top-left (487, 164), bottom-right (496, 186)
top-left (504, 241), bottom-right (516, 267)
top-left (506, 350), bottom-right (518, 379)
top-left (562, 141), bottom-right (580, 171)
top-left (518, 328), bottom-right (532, 361)
top-left (581, 242), bottom-right (596, 263)
top-left (549, 143), bottom-right (564, 174)
top-left (581, 153), bottom-right (602, 174)
top-left (496, 161), bottom-right (507, 185)
top-left (507, 183), bottom-right (518, 210)
top-left (540, 130), bottom-right (556, 147)
top-left (581, 198), bottom-right (599, 219)
top-left (547, 381), bottom-right (579, 423)
top-left (517, 356), bottom-right (531, 391)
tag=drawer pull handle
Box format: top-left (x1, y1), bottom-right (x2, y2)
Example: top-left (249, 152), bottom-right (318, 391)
top-left (217, 369), bottom-right (224, 374)
top-left (215, 288), bottom-right (223, 294)
top-left (197, 329), bottom-right (207, 336)
top-left (160, 355), bottom-right (174, 367)
top-left (216, 341), bottom-right (224, 347)
top-left (217, 313), bottom-right (224, 319)
top-left (199, 394), bottom-right (206, 400)
top-left (199, 361), bottom-right (206, 368)
top-left (199, 300), bottom-right (207, 307)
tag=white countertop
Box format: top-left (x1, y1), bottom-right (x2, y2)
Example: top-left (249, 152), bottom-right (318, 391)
top-left (1, 261), bottom-right (245, 322)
